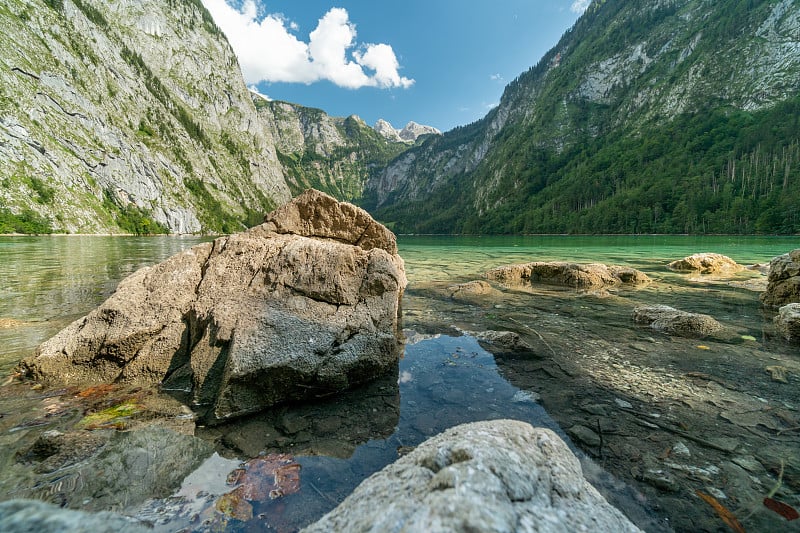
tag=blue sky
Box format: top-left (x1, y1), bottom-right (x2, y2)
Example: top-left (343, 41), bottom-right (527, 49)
top-left (202, 1), bottom-right (589, 132)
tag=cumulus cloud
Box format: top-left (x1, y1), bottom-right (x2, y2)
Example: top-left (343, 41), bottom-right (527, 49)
top-left (571, 0), bottom-right (591, 14)
top-left (202, 1), bottom-right (414, 89)
top-left (490, 73), bottom-right (503, 81)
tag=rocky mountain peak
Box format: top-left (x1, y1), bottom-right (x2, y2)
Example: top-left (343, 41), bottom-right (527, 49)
top-left (373, 119), bottom-right (441, 143)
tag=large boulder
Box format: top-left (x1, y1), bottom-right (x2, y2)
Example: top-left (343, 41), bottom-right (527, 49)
top-left (761, 249), bottom-right (800, 308)
top-left (19, 190), bottom-right (406, 423)
top-left (667, 253), bottom-right (744, 274)
top-left (633, 305), bottom-right (723, 338)
top-left (486, 262), bottom-right (650, 290)
top-left (302, 420), bottom-right (641, 533)
top-left (775, 303), bottom-right (800, 343)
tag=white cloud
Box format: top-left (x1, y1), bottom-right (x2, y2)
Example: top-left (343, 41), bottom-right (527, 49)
top-left (355, 44), bottom-right (414, 89)
top-left (248, 84), bottom-right (271, 101)
top-left (571, 0), bottom-right (591, 14)
top-left (490, 73), bottom-right (503, 81)
top-left (202, 1), bottom-right (414, 89)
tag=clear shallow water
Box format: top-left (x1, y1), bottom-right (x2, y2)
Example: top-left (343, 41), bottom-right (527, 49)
top-left (0, 234), bottom-right (797, 531)
top-left (1, 235), bottom-right (793, 372)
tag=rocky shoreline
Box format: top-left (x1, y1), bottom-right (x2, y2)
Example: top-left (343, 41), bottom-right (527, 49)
top-left (1, 192), bottom-right (799, 532)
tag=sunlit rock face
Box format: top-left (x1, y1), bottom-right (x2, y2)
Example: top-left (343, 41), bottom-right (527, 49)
top-left (775, 303), bottom-right (800, 343)
top-left (0, 0), bottom-right (290, 234)
top-left (667, 253), bottom-right (744, 274)
top-left (302, 420), bottom-right (642, 533)
top-left (20, 190), bottom-right (406, 423)
top-left (486, 262), bottom-right (650, 290)
top-left (761, 249), bottom-right (800, 308)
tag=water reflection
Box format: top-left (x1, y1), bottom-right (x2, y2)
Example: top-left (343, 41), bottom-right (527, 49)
top-left (142, 334), bottom-right (593, 532)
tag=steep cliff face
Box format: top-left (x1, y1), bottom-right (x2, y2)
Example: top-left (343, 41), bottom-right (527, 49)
top-left (257, 97), bottom-right (409, 201)
top-left (367, 0), bottom-right (800, 234)
top-left (0, 0), bottom-right (290, 234)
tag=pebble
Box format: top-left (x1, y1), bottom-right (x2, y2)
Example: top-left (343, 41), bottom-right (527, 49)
top-left (614, 398), bottom-right (633, 409)
top-left (568, 424), bottom-right (602, 448)
top-left (671, 442), bottom-right (690, 457)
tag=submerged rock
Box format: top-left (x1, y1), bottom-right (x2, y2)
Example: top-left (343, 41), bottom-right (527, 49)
top-left (761, 249), bottom-right (800, 308)
top-left (447, 280), bottom-right (493, 298)
top-left (774, 303), bottom-right (800, 343)
top-left (19, 190), bottom-right (406, 423)
top-left (667, 253), bottom-right (744, 274)
top-left (487, 262), bottom-right (650, 290)
top-left (465, 330), bottom-right (540, 358)
top-left (302, 420), bottom-right (641, 533)
top-left (633, 305), bottom-right (723, 338)
top-left (0, 499), bottom-right (149, 533)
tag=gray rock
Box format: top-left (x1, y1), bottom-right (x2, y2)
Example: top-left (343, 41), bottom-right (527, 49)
top-left (568, 424), bottom-right (602, 448)
top-left (20, 191), bottom-right (406, 423)
top-left (761, 249), bottom-right (800, 308)
top-left (774, 303), bottom-right (800, 342)
top-left (487, 262), bottom-right (650, 290)
top-left (302, 420), bottom-right (641, 533)
top-left (0, 499), bottom-right (149, 533)
top-left (633, 305), bottom-right (724, 338)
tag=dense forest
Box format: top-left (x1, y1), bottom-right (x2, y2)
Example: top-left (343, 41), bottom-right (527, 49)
top-left (375, 96), bottom-right (800, 235)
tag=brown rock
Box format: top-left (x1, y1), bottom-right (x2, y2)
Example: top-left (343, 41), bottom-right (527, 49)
top-left (761, 249), bottom-right (800, 308)
top-left (447, 280), bottom-right (492, 298)
top-left (774, 303), bottom-right (800, 343)
top-left (667, 253), bottom-right (743, 274)
top-left (19, 190), bottom-right (406, 423)
top-left (486, 262), bottom-right (650, 289)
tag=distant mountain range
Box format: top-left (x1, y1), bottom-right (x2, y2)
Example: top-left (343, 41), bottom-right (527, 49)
top-left (1, 0), bottom-right (798, 235)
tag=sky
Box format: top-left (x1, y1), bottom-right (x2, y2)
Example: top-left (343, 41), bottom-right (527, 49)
top-left (201, 1), bottom-right (590, 133)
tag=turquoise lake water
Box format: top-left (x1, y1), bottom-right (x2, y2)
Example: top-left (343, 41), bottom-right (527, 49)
top-left (0, 234), bottom-right (795, 376)
top-left (0, 234), bottom-right (797, 531)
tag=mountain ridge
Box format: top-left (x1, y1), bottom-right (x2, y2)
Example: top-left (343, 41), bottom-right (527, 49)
top-left (0, 0), bottom-right (290, 234)
top-left (364, 0), bottom-right (800, 234)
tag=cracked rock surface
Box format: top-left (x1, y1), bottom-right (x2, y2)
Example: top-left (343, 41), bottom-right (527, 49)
top-left (19, 190), bottom-right (406, 423)
top-left (303, 420), bottom-right (641, 533)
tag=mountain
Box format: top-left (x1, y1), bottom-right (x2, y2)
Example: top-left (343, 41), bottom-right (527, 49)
top-left (258, 98), bottom-right (410, 201)
top-left (373, 119), bottom-right (441, 143)
top-left (365, 0), bottom-right (800, 234)
top-left (0, 0), bottom-right (290, 234)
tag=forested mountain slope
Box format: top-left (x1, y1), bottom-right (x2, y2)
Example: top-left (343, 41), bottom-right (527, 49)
top-left (256, 98), bottom-right (410, 202)
top-left (0, 0), bottom-right (290, 234)
top-left (364, 0), bottom-right (800, 234)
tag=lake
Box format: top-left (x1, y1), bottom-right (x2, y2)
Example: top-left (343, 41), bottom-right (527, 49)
top-left (0, 234), bottom-right (798, 531)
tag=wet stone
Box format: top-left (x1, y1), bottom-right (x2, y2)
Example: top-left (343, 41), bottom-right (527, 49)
top-left (582, 404), bottom-right (609, 416)
top-left (568, 424), bottom-right (602, 448)
top-left (642, 469), bottom-right (678, 492)
top-left (278, 412), bottom-right (312, 435)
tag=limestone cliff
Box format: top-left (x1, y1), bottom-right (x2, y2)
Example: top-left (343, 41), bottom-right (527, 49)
top-left (0, 0), bottom-right (290, 234)
top-left (257, 97), bottom-right (409, 202)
